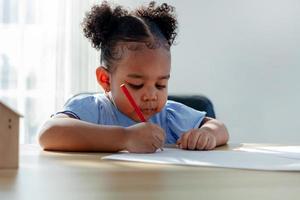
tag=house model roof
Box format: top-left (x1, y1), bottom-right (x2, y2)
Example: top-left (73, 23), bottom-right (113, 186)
top-left (0, 100), bottom-right (23, 117)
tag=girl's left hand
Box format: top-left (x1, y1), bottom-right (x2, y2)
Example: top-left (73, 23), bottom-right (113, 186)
top-left (176, 127), bottom-right (217, 150)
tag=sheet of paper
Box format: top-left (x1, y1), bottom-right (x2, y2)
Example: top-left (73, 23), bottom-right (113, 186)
top-left (102, 148), bottom-right (300, 171)
top-left (236, 145), bottom-right (300, 160)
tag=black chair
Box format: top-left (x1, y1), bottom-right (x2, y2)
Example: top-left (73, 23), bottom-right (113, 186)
top-left (168, 95), bottom-right (215, 118)
top-left (65, 93), bottom-right (216, 118)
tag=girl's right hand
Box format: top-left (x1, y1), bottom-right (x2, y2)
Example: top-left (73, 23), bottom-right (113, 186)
top-left (124, 122), bottom-right (165, 153)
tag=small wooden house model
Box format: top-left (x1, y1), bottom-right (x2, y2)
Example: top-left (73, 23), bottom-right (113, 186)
top-left (0, 100), bottom-right (22, 169)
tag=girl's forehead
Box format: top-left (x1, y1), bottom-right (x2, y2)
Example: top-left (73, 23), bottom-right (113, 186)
top-left (114, 45), bottom-right (171, 76)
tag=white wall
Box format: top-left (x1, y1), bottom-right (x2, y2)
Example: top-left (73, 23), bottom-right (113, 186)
top-left (117, 0), bottom-right (300, 144)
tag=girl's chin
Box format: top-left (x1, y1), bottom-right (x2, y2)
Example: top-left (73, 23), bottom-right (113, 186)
top-left (127, 109), bottom-right (159, 122)
top-left (132, 115), bottom-right (150, 122)
top-left (131, 113), bottom-right (154, 122)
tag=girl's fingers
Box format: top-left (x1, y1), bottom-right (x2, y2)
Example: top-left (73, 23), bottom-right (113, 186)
top-left (195, 133), bottom-right (204, 150)
top-left (204, 136), bottom-right (212, 150)
top-left (151, 143), bottom-right (159, 153)
top-left (204, 137), bottom-right (210, 150)
top-left (205, 135), bottom-right (217, 150)
top-left (154, 135), bottom-right (163, 143)
top-left (155, 130), bottom-right (165, 143)
top-left (197, 133), bottom-right (209, 150)
top-left (176, 137), bottom-right (182, 149)
top-left (180, 131), bottom-right (191, 149)
top-left (154, 135), bottom-right (164, 148)
top-left (187, 130), bottom-right (200, 150)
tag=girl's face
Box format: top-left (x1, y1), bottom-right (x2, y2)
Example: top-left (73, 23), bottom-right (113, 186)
top-left (109, 44), bottom-right (171, 121)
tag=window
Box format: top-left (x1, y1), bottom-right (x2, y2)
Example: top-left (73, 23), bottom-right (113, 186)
top-left (0, 0), bottom-right (100, 143)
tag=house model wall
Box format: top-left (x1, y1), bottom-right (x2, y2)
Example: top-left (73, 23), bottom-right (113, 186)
top-left (0, 100), bottom-right (22, 169)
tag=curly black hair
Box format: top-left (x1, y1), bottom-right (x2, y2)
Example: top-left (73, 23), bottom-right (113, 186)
top-left (82, 1), bottom-right (178, 71)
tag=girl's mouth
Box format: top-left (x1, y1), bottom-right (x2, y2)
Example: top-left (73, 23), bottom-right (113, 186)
top-left (141, 108), bottom-right (157, 115)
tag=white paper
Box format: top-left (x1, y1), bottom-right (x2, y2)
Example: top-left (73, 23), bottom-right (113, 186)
top-left (236, 145), bottom-right (300, 160)
top-left (102, 148), bottom-right (300, 171)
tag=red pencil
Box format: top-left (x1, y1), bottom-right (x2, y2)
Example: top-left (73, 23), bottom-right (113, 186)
top-left (120, 83), bottom-right (146, 122)
top-left (120, 83), bottom-right (163, 151)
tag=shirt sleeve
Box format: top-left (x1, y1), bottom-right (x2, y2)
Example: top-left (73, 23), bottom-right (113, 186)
top-left (166, 101), bottom-right (206, 141)
top-left (57, 95), bottom-right (100, 124)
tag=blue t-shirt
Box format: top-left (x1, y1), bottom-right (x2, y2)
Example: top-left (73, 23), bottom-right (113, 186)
top-left (57, 93), bottom-right (206, 144)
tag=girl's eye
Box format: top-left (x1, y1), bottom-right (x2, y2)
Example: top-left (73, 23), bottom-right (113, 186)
top-left (156, 84), bottom-right (166, 90)
top-left (128, 83), bottom-right (143, 90)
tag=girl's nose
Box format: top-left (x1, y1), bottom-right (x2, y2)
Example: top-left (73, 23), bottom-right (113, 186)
top-left (142, 87), bottom-right (157, 101)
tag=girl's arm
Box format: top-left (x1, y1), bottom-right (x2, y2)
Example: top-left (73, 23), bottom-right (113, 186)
top-left (38, 114), bottom-right (165, 152)
top-left (39, 114), bottom-right (127, 152)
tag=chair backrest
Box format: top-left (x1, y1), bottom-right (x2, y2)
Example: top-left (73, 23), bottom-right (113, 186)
top-left (168, 95), bottom-right (215, 118)
top-left (65, 93), bottom-right (216, 118)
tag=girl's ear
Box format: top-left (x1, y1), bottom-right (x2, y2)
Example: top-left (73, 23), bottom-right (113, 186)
top-left (96, 66), bottom-right (110, 92)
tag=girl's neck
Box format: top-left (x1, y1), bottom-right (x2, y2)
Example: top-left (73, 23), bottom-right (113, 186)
top-left (105, 91), bottom-right (117, 107)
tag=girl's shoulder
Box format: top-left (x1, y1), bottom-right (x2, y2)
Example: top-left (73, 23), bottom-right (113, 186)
top-left (61, 92), bottom-right (113, 123)
top-left (163, 100), bottom-right (206, 121)
top-left (164, 100), bottom-right (194, 111)
top-left (65, 92), bottom-right (110, 107)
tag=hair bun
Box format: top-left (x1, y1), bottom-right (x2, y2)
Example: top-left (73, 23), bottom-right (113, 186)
top-left (82, 1), bottom-right (128, 50)
top-left (135, 1), bottom-right (178, 45)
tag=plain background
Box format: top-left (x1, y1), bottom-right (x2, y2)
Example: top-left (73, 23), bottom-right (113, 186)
top-left (118, 0), bottom-right (300, 144)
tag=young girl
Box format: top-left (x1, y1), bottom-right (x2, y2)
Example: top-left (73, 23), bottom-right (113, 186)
top-left (39, 1), bottom-right (229, 153)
